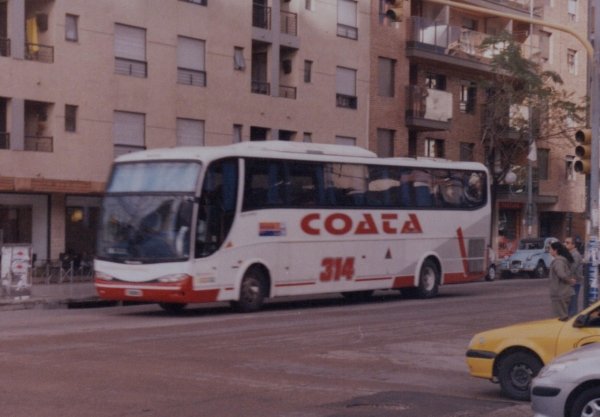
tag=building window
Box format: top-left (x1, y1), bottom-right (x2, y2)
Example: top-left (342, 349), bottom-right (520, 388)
top-left (426, 73), bottom-right (446, 90)
top-left (566, 155), bottom-right (575, 180)
top-left (303, 132), bottom-right (312, 142)
top-left (179, 0), bottom-right (207, 5)
top-left (459, 142), bottom-right (474, 161)
top-left (378, 57), bottom-right (395, 97)
top-left (250, 126), bottom-right (269, 141)
top-left (336, 66), bottom-right (357, 109)
top-left (113, 111), bottom-right (145, 157)
top-left (304, 60), bottom-right (313, 83)
top-left (65, 105), bottom-right (77, 132)
top-left (65, 14), bottom-right (78, 42)
top-left (538, 148), bottom-right (549, 180)
top-left (234, 47), bottom-right (245, 71)
top-left (233, 124), bottom-right (242, 143)
top-left (114, 24), bottom-right (147, 78)
top-left (335, 135), bottom-right (356, 146)
top-left (337, 0), bottom-right (358, 40)
top-left (567, 49), bottom-right (577, 75)
top-left (176, 118), bottom-right (204, 146)
top-left (177, 36), bottom-right (206, 86)
top-left (540, 30), bottom-right (551, 61)
top-left (305, 0), bottom-right (314, 11)
top-left (568, 0), bottom-right (577, 22)
top-left (376, 129), bottom-right (394, 157)
top-left (460, 81), bottom-right (477, 114)
top-left (425, 138), bottom-right (445, 158)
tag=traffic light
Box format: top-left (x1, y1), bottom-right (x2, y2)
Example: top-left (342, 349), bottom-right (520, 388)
top-left (574, 128), bottom-right (592, 174)
top-left (385, 0), bottom-right (403, 22)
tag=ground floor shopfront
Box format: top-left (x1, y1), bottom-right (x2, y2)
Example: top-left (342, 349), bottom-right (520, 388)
top-left (0, 193), bottom-right (101, 268)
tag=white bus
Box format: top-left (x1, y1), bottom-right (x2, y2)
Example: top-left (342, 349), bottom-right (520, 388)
top-left (95, 141), bottom-right (491, 312)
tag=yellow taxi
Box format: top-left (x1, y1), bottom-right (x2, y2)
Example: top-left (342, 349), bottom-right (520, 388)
top-left (466, 301), bottom-right (600, 401)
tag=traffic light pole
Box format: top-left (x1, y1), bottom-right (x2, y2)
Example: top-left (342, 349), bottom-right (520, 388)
top-left (426, 0), bottom-right (598, 305)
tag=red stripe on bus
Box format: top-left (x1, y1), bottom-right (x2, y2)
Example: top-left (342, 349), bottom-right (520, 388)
top-left (355, 276), bottom-right (392, 282)
top-left (274, 281), bottom-right (316, 288)
top-left (456, 227), bottom-right (469, 277)
top-left (392, 275), bottom-right (414, 288)
top-left (444, 272), bottom-right (481, 284)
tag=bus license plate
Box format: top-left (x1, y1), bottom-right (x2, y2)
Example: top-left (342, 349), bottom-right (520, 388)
top-left (125, 289), bottom-right (143, 297)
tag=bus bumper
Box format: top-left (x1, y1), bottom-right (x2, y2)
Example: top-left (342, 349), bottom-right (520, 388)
top-left (94, 275), bottom-right (220, 304)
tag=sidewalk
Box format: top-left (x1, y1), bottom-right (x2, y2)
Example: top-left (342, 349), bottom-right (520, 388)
top-left (0, 281), bottom-right (104, 311)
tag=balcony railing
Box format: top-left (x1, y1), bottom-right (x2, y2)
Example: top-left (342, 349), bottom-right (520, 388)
top-left (337, 23), bottom-right (358, 40)
top-left (177, 68), bottom-right (207, 86)
top-left (252, 3), bottom-right (271, 30)
top-left (406, 16), bottom-right (539, 64)
top-left (0, 38), bottom-right (10, 57)
top-left (25, 43), bottom-right (53, 63)
top-left (25, 135), bottom-right (53, 152)
top-left (0, 132), bottom-right (9, 149)
top-left (281, 11), bottom-right (297, 36)
top-left (115, 57), bottom-right (147, 78)
top-left (405, 85), bottom-right (452, 122)
top-left (336, 94), bottom-right (357, 109)
top-left (279, 85), bottom-right (296, 99)
top-left (251, 80), bottom-right (270, 95)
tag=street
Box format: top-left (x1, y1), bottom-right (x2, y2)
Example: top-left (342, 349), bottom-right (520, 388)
top-left (0, 278), bottom-right (550, 417)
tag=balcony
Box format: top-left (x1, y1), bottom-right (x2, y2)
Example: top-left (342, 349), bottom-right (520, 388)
top-left (177, 68), bottom-right (207, 87)
top-left (405, 17), bottom-right (538, 72)
top-left (405, 85), bottom-right (452, 131)
top-left (251, 80), bottom-right (270, 95)
top-left (0, 132), bottom-right (9, 149)
top-left (281, 11), bottom-right (297, 36)
top-left (252, 4), bottom-right (271, 30)
top-left (0, 38), bottom-right (10, 57)
top-left (25, 135), bottom-right (53, 152)
top-left (279, 85), bottom-right (296, 99)
top-left (25, 42), bottom-right (53, 63)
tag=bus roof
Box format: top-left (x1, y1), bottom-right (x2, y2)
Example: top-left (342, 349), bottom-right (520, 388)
top-left (114, 141), bottom-right (487, 171)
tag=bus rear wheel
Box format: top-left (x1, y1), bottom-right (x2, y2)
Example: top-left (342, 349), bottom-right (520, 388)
top-left (404, 259), bottom-right (439, 299)
top-left (232, 268), bottom-right (266, 313)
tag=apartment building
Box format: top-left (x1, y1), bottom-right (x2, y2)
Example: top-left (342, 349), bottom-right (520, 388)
top-left (368, 0), bottom-right (588, 253)
top-left (0, 0), bottom-right (589, 264)
top-left (0, 0), bottom-right (372, 263)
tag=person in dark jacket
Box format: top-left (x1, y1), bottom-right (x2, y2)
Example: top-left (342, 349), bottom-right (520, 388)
top-left (548, 241), bottom-right (575, 321)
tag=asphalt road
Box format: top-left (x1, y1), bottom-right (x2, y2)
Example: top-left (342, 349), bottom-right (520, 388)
top-left (0, 277), bottom-right (549, 417)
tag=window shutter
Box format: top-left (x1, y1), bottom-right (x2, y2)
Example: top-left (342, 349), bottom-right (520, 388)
top-left (337, 0), bottom-right (357, 27)
top-left (336, 67), bottom-right (356, 96)
top-left (113, 111), bottom-right (145, 147)
top-left (178, 36), bottom-right (205, 70)
top-left (114, 24), bottom-right (146, 60)
top-left (177, 118), bottom-right (205, 146)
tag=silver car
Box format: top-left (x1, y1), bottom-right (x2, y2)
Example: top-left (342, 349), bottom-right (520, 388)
top-left (531, 343), bottom-right (600, 417)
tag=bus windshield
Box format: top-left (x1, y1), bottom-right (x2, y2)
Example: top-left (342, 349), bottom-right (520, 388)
top-left (97, 161), bottom-right (200, 263)
top-left (97, 194), bottom-right (194, 263)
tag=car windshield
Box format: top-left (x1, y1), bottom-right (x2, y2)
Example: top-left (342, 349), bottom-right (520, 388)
top-left (97, 194), bottom-right (194, 263)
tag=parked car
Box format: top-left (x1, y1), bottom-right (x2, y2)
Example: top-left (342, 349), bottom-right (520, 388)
top-left (498, 237), bottom-right (558, 278)
top-left (465, 301), bottom-right (600, 401)
top-left (531, 343), bottom-right (600, 417)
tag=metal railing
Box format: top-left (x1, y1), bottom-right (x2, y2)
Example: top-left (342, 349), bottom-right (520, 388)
top-left (0, 132), bottom-right (9, 149)
top-left (406, 16), bottom-right (539, 63)
top-left (177, 68), bottom-right (207, 86)
top-left (251, 80), bottom-right (270, 95)
top-left (336, 94), bottom-right (357, 109)
top-left (25, 135), bottom-right (53, 152)
top-left (279, 85), bottom-right (296, 99)
top-left (252, 3), bottom-right (271, 29)
top-left (337, 23), bottom-right (358, 40)
top-left (25, 43), bottom-right (53, 63)
top-left (281, 11), bottom-right (297, 36)
top-left (0, 38), bottom-right (10, 57)
top-left (115, 57), bottom-right (147, 78)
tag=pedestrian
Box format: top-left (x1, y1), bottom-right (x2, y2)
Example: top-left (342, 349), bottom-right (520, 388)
top-left (565, 237), bottom-right (583, 316)
top-left (548, 241), bottom-right (575, 321)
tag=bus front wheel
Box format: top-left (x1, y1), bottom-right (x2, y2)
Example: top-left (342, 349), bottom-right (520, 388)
top-left (232, 268), bottom-right (266, 313)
